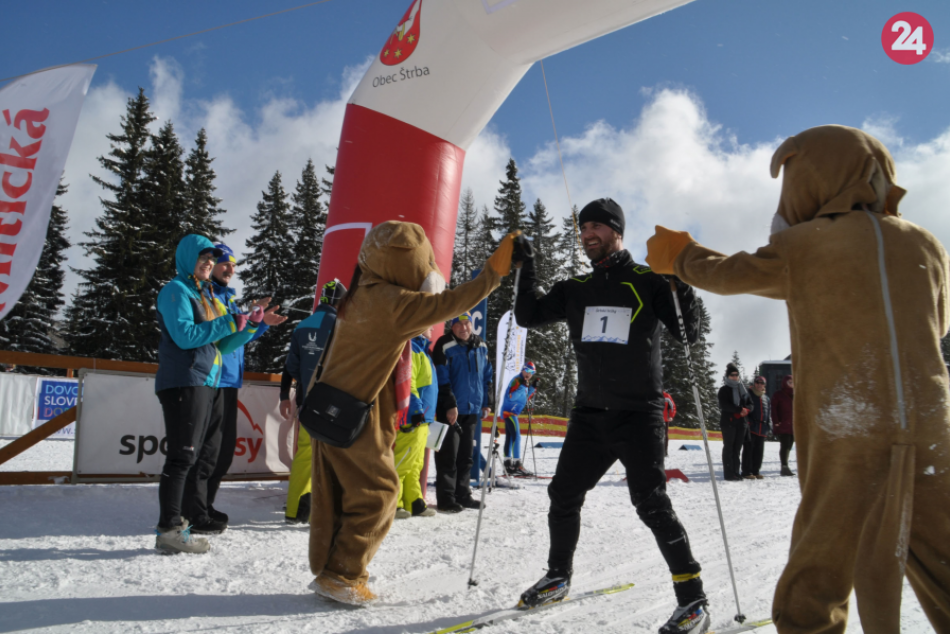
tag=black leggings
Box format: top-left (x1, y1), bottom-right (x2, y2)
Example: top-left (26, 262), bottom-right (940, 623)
top-left (207, 387), bottom-right (240, 507)
top-left (777, 433), bottom-right (795, 467)
top-left (156, 386), bottom-right (223, 528)
top-left (547, 408), bottom-right (704, 604)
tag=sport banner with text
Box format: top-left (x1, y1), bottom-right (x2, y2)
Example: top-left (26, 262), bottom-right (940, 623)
top-left (74, 372), bottom-right (294, 477)
top-left (0, 65), bottom-right (95, 319)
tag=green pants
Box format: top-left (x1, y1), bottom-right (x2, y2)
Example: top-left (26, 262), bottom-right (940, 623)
top-left (394, 424), bottom-right (428, 510)
top-left (286, 423), bottom-right (312, 518)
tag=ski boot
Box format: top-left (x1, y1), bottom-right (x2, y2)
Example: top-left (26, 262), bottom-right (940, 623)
top-left (518, 570), bottom-right (571, 608)
top-left (512, 459), bottom-right (534, 477)
top-left (659, 599), bottom-right (710, 634)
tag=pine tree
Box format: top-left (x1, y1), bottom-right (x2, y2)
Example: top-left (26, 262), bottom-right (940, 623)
top-left (66, 88), bottom-right (157, 361)
top-left (140, 120), bottom-right (188, 344)
top-left (486, 159), bottom-right (528, 352)
top-left (547, 212), bottom-right (589, 417)
top-left (240, 171), bottom-right (295, 373)
top-left (729, 350), bottom-right (749, 384)
top-left (286, 159), bottom-right (327, 328)
top-left (661, 296), bottom-right (719, 429)
top-left (0, 182), bottom-right (70, 373)
top-left (183, 128), bottom-right (231, 241)
top-left (451, 188), bottom-right (480, 288)
top-left (522, 198), bottom-right (562, 414)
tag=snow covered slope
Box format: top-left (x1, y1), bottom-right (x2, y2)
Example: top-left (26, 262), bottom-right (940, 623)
top-left (0, 437), bottom-right (929, 633)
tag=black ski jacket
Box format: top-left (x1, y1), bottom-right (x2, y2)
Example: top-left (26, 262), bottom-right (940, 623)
top-left (514, 250), bottom-right (699, 413)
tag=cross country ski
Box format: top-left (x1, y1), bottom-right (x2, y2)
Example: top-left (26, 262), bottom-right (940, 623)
top-left (429, 582), bottom-right (635, 634)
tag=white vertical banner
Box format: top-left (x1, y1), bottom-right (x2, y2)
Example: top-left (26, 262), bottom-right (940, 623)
top-left (495, 310), bottom-right (527, 402)
top-left (0, 65), bottom-right (96, 319)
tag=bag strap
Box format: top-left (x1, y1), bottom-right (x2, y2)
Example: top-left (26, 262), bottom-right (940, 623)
top-left (293, 324), bottom-right (336, 427)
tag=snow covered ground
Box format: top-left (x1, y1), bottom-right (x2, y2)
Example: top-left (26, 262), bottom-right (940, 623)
top-left (0, 436), bottom-right (931, 633)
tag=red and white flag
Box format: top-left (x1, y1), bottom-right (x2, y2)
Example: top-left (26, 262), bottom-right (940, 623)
top-left (0, 64), bottom-right (96, 319)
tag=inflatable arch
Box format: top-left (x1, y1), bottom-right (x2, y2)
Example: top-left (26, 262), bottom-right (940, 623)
top-left (316, 0), bottom-right (696, 294)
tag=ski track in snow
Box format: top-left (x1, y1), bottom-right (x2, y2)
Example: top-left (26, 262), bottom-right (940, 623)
top-left (0, 436), bottom-right (930, 633)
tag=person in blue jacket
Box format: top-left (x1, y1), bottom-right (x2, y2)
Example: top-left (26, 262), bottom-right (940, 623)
top-left (154, 235), bottom-right (262, 553)
top-left (205, 243), bottom-right (286, 528)
top-left (432, 312), bottom-right (494, 512)
top-left (279, 279), bottom-right (345, 523)
top-left (501, 361), bottom-right (538, 476)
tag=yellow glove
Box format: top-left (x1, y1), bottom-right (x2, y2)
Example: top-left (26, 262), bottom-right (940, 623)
top-left (486, 230), bottom-right (521, 276)
top-left (645, 225), bottom-right (696, 275)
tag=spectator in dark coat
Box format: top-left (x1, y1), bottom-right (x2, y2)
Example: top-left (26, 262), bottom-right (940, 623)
top-left (717, 363), bottom-right (752, 481)
top-left (741, 376), bottom-right (770, 478)
top-left (771, 374), bottom-right (795, 476)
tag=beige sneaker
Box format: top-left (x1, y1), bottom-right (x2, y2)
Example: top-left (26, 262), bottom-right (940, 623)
top-left (313, 572), bottom-right (378, 605)
top-left (155, 519), bottom-right (210, 555)
top-left (395, 507), bottom-right (411, 519)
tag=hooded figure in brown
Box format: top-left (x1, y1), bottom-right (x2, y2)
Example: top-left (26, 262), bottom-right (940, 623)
top-left (309, 220), bottom-right (515, 605)
top-left (645, 125), bottom-right (950, 634)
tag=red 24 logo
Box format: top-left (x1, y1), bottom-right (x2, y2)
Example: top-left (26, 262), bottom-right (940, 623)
top-left (882, 13), bottom-right (933, 65)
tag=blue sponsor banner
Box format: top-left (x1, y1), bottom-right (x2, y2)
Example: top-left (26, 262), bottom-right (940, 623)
top-left (470, 268), bottom-right (487, 337)
top-left (34, 378), bottom-right (78, 438)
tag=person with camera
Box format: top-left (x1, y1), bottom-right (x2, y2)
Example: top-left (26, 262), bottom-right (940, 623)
top-left (500, 361), bottom-right (538, 476)
top-left (153, 235), bottom-right (263, 553)
top-left (512, 198), bottom-right (709, 634)
top-left (203, 243), bottom-right (287, 532)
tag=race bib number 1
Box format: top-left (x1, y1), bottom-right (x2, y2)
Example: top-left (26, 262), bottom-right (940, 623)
top-left (581, 306), bottom-right (632, 344)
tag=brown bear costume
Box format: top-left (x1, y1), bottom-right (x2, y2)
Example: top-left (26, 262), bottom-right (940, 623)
top-left (645, 126), bottom-right (950, 634)
top-left (309, 221), bottom-right (511, 604)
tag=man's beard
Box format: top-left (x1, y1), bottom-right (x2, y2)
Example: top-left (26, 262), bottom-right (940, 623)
top-left (584, 242), bottom-right (611, 262)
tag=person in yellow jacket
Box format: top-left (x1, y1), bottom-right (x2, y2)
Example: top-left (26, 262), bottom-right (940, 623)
top-left (310, 221), bottom-right (517, 605)
top-left (393, 325), bottom-right (439, 519)
top-left (645, 125), bottom-right (950, 634)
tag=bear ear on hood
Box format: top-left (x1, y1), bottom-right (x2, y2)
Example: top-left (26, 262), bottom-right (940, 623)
top-left (770, 136), bottom-right (799, 179)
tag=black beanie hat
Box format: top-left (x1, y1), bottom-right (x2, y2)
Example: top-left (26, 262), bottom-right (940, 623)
top-left (578, 198), bottom-right (625, 237)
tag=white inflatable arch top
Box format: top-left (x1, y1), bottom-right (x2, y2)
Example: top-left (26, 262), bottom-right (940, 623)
top-left (316, 0), bottom-right (696, 294)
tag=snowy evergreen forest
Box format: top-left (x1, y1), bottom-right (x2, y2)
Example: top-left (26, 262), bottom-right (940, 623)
top-left (10, 85), bottom-right (929, 429)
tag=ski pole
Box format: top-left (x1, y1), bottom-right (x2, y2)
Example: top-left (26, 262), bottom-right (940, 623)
top-left (668, 278), bottom-right (746, 625)
top-left (468, 264), bottom-right (521, 588)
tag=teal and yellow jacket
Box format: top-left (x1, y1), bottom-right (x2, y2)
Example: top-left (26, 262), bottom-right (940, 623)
top-left (155, 235), bottom-right (259, 392)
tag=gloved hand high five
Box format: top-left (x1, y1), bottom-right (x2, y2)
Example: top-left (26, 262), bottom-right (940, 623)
top-left (645, 226), bottom-right (697, 275)
top-left (487, 230), bottom-right (522, 275)
top-left (512, 232), bottom-right (534, 265)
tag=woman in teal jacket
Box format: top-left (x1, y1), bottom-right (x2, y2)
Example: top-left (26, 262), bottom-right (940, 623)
top-left (154, 235), bottom-right (260, 554)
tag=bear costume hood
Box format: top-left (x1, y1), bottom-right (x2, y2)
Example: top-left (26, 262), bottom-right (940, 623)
top-left (358, 221), bottom-right (445, 294)
top-left (770, 125), bottom-right (907, 232)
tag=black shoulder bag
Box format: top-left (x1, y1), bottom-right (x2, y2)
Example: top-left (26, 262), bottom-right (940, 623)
top-left (296, 328), bottom-right (374, 448)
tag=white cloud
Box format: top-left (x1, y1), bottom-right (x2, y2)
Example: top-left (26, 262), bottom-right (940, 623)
top-left (862, 114), bottom-right (904, 149)
top-left (57, 61), bottom-right (950, 380)
top-left (60, 55), bottom-right (371, 305)
top-left (931, 48), bottom-right (950, 64)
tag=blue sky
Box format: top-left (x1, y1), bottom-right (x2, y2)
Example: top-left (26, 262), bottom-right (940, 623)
top-left (10, 0), bottom-right (950, 370)
top-left (17, 0), bottom-right (948, 153)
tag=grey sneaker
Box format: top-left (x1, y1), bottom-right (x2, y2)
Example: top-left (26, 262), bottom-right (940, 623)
top-left (155, 519), bottom-right (210, 555)
top-left (395, 507), bottom-right (411, 519)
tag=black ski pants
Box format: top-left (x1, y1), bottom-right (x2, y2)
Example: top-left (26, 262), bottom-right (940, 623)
top-left (434, 413), bottom-right (479, 506)
top-left (721, 419), bottom-right (747, 480)
top-left (777, 432), bottom-right (795, 467)
top-left (207, 387), bottom-right (239, 508)
top-left (741, 433), bottom-right (766, 476)
top-left (547, 408), bottom-right (704, 604)
top-left (156, 386), bottom-right (222, 529)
